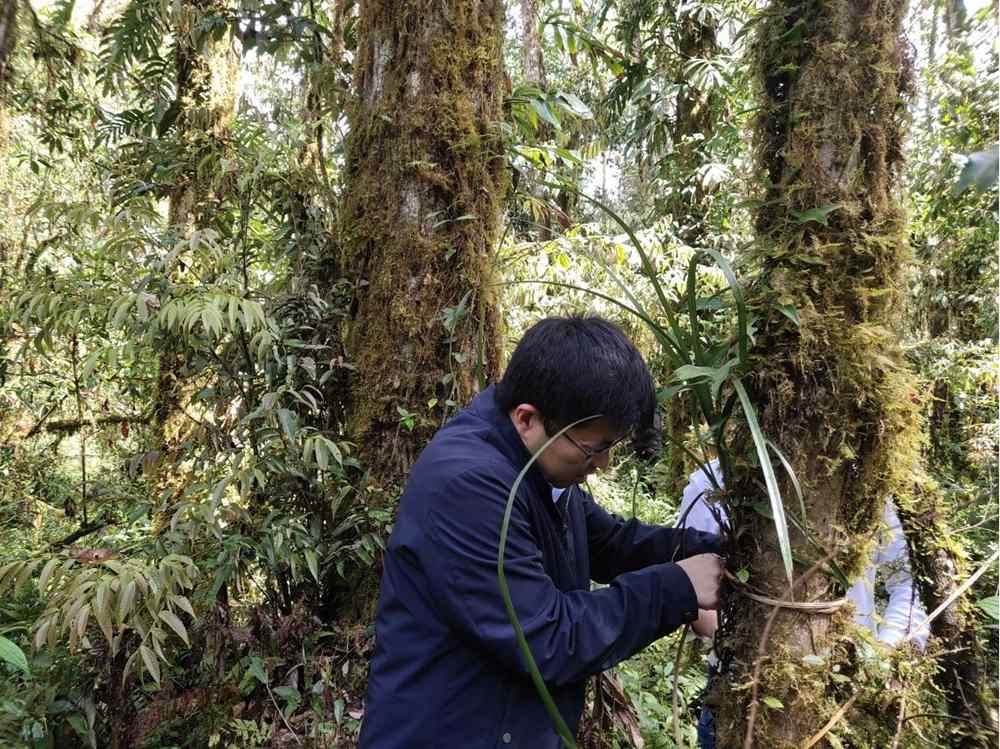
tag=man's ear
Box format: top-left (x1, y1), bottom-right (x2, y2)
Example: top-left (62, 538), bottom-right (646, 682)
top-left (509, 403), bottom-right (542, 439)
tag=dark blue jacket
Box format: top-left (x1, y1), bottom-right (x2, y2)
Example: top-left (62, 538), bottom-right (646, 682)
top-left (359, 386), bottom-right (718, 748)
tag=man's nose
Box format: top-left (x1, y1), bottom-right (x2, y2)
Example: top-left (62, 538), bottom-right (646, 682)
top-left (591, 450), bottom-right (611, 471)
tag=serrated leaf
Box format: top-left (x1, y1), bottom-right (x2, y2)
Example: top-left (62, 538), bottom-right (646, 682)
top-left (32, 620), bottom-right (46, 652)
top-left (761, 696), bottom-right (784, 709)
top-left (159, 610), bottom-right (189, 646)
top-left (38, 558), bottom-right (60, 591)
top-left (75, 603), bottom-right (91, 640)
top-left (0, 635), bottom-right (30, 675)
top-left (117, 579), bottom-right (136, 624)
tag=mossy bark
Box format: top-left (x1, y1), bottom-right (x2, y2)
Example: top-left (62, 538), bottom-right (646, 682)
top-left (709, 0), bottom-right (937, 745)
top-left (897, 476), bottom-right (998, 746)
top-left (340, 0), bottom-right (506, 493)
top-left (152, 0), bottom-right (238, 493)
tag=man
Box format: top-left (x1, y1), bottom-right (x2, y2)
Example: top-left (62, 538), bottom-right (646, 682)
top-left (359, 316), bottom-right (724, 748)
top-left (678, 461), bottom-right (929, 749)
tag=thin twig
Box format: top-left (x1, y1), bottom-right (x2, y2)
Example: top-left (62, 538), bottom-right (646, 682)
top-left (800, 691), bottom-right (859, 748)
top-left (70, 333), bottom-right (88, 524)
top-left (673, 625), bottom-right (689, 749)
top-left (904, 548), bottom-right (1000, 643)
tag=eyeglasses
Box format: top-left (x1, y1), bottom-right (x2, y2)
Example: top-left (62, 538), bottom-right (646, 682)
top-left (561, 431), bottom-right (632, 464)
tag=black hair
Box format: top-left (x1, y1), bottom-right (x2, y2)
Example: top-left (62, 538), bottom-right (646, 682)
top-left (494, 316), bottom-right (655, 437)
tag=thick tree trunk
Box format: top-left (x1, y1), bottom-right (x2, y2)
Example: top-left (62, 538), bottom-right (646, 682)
top-left (340, 0), bottom-right (506, 493)
top-left (709, 0), bottom-right (940, 746)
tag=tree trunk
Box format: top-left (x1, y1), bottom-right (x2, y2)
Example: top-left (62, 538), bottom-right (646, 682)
top-left (340, 0), bottom-right (506, 493)
top-left (521, 0), bottom-right (545, 89)
top-left (662, 13), bottom-right (722, 493)
top-left (152, 0), bottom-right (238, 495)
top-left (709, 0), bottom-right (942, 745)
top-left (669, 10), bottom-right (719, 246)
top-left (897, 477), bottom-right (999, 747)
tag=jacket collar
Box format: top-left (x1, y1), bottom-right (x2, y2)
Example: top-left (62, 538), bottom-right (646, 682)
top-left (470, 385), bottom-right (565, 505)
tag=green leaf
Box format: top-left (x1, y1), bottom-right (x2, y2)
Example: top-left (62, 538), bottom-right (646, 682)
top-left (305, 549), bottom-right (320, 583)
top-left (555, 91), bottom-right (593, 119)
top-left (274, 686), bottom-right (301, 717)
top-left (159, 610), bottom-right (189, 646)
top-left (761, 696), bottom-right (784, 710)
top-left (976, 595), bottom-right (999, 621)
top-left (0, 635), bottom-right (30, 675)
top-left (789, 203), bottom-right (839, 226)
top-left (529, 98), bottom-right (560, 129)
top-left (776, 303), bottom-right (800, 326)
top-left (735, 378), bottom-right (794, 587)
top-left (954, 146), bottom-right (999, 195)
top-left (498, 420), bottom-right (594, 748)
top-left (736, 568), bottom-right (750, 584)
top-left (248, 655), bottom-right (268, 685)
top-left (139, 644), bottom-right (160, 684)
top-left (277, 409), bottom-right (297, 441)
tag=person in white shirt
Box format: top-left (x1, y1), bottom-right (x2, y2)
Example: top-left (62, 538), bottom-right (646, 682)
top-left (677, 461), bottom-right (928, 748)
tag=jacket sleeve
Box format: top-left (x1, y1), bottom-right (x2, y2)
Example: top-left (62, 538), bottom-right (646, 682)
top-left (421, 466), bottom-right (701, 688)
top-left (583, 491), bottom-right (720, 584)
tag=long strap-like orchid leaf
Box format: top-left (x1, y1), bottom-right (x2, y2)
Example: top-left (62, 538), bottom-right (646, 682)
top-left (734, 377), bottom-right (794, 586)
top-left (497, 418), bottom-right (599, 749)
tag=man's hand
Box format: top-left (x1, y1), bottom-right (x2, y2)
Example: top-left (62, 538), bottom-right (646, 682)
top-left (691, 608), bottom-right (719, 639)
top-left (677, 553), bottom-right (724, 609)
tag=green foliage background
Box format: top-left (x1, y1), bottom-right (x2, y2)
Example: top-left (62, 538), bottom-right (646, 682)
top-left (0, 0), bottom-right (995, 746)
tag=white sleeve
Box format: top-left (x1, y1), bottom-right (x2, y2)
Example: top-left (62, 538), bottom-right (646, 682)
top-left (874, 501), bottom-right (929, 649)
top-left (676, 459), bottom-right (728, 535)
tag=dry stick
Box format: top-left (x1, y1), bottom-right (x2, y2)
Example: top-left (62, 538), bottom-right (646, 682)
top-left (672, 625), bottom-right (690, 749)
top-left (800, 691), bottom-right (860, 749)
top-left (904, 548), bottom-right (1000, 643)
top-left (743, 551), bottom-right (839, 749)
top-left (70, 333), bottom-right (88, 525)
top-left (889, 694), bottom-right (907, 749)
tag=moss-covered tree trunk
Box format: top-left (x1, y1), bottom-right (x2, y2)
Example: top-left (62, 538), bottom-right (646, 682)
top-left (340, 0), bottom-right (505, 492)
top-left (709, 0), bottom-right (948, 745)
top-left (152, 0), bottom-right (238, 494)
